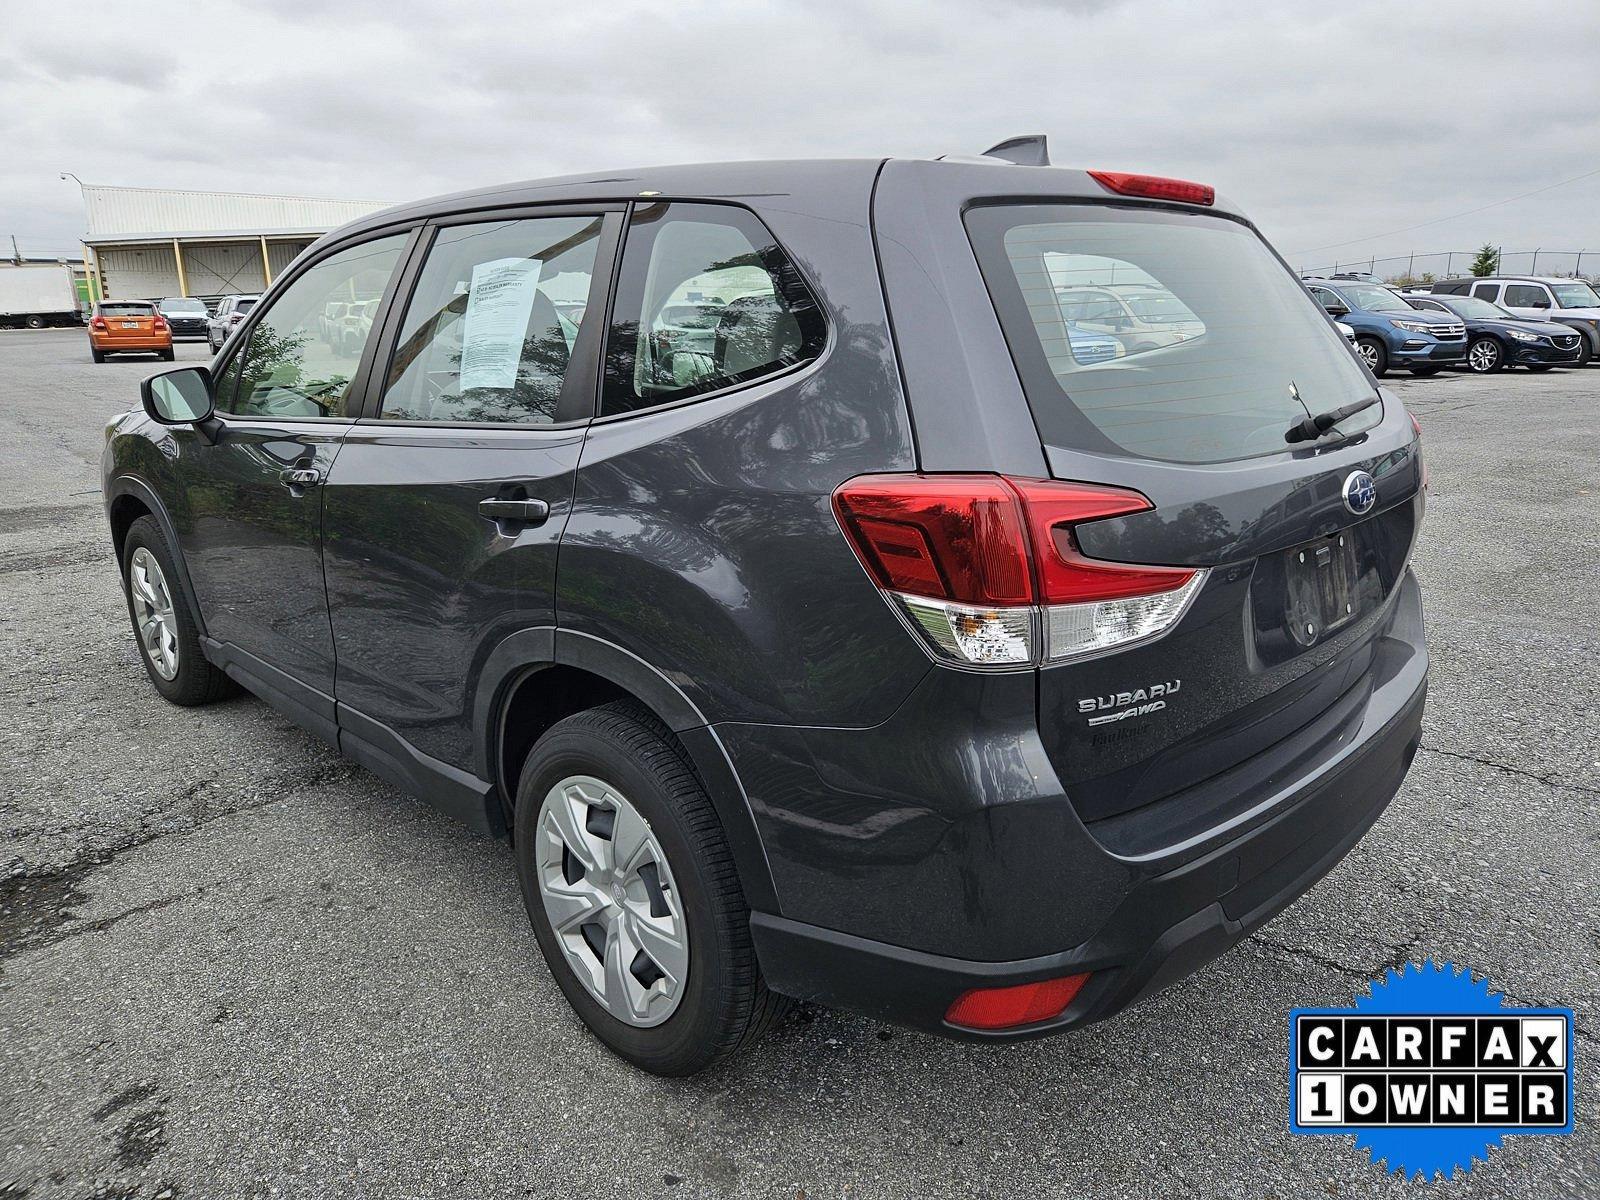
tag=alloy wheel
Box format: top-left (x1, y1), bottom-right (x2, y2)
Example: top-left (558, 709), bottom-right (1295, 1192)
top-left (535, 774), bottom-right (689, 1027)
top-left (1468, 338), bottom-right (1501, 373)
top-left (1358, 341), bottom-right (1382, 371)
top-left (128, 547), bottom-right (180, 680)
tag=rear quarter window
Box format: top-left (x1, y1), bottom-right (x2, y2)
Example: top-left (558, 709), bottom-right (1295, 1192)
top-left (966, 204), bottom-right (1377, 464)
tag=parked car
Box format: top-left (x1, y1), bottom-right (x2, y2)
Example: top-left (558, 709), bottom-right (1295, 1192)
top-left (1054, 284), bottom-right (1201, 353)
top-left (1303, 278), bottom-right (1465, 376)
top-left (319, 300), bottom-right (349, 345)
top-left (154, 297), bottom-right (210, 341)
top-left (1403, 293), bottom-right (1582, 373)
top-left (1429, 276), bottom-right (1600, 366)
top-left (104, 148), bottom-right (1426, 1075)
top-left (206, 294), bottom-right (260, 352)
top-left (87, 300), bottom-right (173, 363)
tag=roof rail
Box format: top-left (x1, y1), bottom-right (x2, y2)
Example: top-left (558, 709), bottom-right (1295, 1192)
top-left (981, 134), bottom-right (1050, 167)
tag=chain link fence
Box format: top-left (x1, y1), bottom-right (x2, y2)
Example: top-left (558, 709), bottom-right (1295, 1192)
top-left (1296, 249), bottom-right (1597, 285)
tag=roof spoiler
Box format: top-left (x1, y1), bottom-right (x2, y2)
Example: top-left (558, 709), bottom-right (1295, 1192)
top-left (980, 134), bottom-right (1049, 166)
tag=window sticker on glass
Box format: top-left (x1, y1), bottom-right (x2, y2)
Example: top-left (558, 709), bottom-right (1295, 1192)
top-left (459, 257), bottom-right (544, 391)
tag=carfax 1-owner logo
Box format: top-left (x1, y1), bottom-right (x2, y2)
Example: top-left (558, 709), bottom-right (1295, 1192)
top-left (1289, 960), bottom-right (1576, 1182)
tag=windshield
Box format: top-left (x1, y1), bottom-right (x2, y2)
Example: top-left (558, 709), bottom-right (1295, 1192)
top-left (1338, 283), bottom-right (1411, 313)
top-left (1550, 281), bottom-right (1600, 308)
top-left (967, 205), bottom-right (1378, 464)
top-left (158, 298), bottom-right (206, 313)
top-left (1437, 295), bottom-right (1512, 320)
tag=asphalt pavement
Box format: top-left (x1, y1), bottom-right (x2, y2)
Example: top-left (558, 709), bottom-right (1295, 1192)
top-left (1, 328), bottom-right (1595, 1198)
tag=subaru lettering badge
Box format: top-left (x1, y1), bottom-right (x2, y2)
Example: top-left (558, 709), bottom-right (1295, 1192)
top-left (1343, 470), bottom-right (1377, 515)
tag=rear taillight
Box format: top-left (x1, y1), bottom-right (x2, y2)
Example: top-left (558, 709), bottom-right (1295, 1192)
top-left (1409, 412), bottom-right (1429, 493)
top-left (833, 474), bottom-right (1206, 669)
top-left (1088, 170), bottom-right (1215, 206)
top-left (946, 973), bottom-right (1091, 1031)
top-left (89, 316), bottom-right (107, 331)
top-left (152, 315), bottom-right (168, 332)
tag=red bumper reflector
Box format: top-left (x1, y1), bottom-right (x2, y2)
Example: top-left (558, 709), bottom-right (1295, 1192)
top-left (945, 973), bottom-right (1091, 1030)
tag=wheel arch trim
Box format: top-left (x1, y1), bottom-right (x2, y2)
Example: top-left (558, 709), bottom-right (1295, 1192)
top-left (104, 473), bottom-right (208, 638)
top-left (474, 627), bottom-right (780, 913)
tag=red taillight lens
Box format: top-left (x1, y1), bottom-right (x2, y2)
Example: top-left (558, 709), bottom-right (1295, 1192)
top-left (946, 973), bottom-right (1091, 1031)
top-left (1088, 170), bottom-right (1215, 206)
top-left (152, 315), bottom-right (168, 331)
top-left (1008, 479), bottom-right (1196, 604)
top-left (89, 316), bottom-right (107, 330)
top-left (833, 474), bottom-right (1207, 668)
top-left (831, 475), bottom-right (1031, 605)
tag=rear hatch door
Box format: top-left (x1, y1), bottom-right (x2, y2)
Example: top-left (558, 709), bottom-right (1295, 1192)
top-left (962, 197), bottom-right (1423, 844)
top-left (99, 303), bottom-right (158, 341)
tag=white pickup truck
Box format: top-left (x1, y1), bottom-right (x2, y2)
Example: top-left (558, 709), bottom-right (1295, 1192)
top-left (0, 263), bottom-right (83, 328)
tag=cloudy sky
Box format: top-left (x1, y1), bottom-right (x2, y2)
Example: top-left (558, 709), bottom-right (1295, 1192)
top-left (5, 0), bottom-right (1597, 274)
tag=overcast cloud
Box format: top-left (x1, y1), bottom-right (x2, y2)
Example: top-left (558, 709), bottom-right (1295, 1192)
top-left (4, 0), bottom-right (1597, 272)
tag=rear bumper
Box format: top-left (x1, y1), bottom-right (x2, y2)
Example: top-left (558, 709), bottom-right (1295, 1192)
top-left (90, 337), bottom-right (171, 352)
top-left (746, 572), bottom-right (1428, 1039)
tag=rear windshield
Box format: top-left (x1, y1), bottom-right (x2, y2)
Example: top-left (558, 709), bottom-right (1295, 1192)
top-left (99, 303), bottom-right (153, 316)
top-left (967, 204), bottom-right (1378, 464)
top-left (236, 298), bottom-right (258, 313)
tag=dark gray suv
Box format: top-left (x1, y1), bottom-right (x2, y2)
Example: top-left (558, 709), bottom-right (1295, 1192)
top-left (102, 145), bottom-right (1428, 1075)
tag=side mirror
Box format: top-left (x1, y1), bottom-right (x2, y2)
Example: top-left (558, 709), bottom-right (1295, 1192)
top-left (1324, 302), bottom-right (1350, 317)
top-left (141, 365), bottom-right (215, 425)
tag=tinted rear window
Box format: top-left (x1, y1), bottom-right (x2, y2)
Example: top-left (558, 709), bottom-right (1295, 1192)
top-left (236, 298), bottom-right (258, 313)
top-left (99, 303), bottom-right (153, 316)
top-left (967, 204), bottom-right (1378, 464)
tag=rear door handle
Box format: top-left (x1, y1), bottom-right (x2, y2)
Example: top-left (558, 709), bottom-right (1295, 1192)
top-left (279, 467), bottom-right (321, 488)
top-left (478, 497), bottom-right (551, 526)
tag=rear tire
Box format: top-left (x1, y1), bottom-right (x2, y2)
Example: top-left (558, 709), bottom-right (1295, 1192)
top-left (1576, 339), bottom-right (1594, 368)
top-left (121, 516), bottom-right (235, 706)
top-left (25, 315), bottom-right (44, 329)
top-left (91, 349), bottom-right (106, 364)
top-left (160, 348), bottom-right (175, 362)
top-left (513, 701), bottom-right (789, 1075)
top-left (1356, 336), bottom-right (1388, 377)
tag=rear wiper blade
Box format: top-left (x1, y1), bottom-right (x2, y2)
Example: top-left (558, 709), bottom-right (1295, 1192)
top-left (1285, 394), bottom-right (1380, 444)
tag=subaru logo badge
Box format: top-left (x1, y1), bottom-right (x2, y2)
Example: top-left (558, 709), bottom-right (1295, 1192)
top-left (1342, 470), bottom-right (1377, 515)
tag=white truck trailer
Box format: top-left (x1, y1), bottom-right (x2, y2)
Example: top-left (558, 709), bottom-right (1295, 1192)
top-left (0, 263), bottom-right (83, 328)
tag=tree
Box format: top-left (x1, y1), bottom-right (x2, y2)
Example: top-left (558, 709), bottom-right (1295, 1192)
top-left (1469, 244), bottom-right (1500, 277)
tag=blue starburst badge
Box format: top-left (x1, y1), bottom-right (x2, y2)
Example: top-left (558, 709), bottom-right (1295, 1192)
top-left (1289, 961), bottom-right (1575, 1182)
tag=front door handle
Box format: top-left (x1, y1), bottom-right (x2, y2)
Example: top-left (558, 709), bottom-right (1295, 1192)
top-left (279, 467), bottom-right (321, 489)
top-left (478, 497), bottom-right (551, 526)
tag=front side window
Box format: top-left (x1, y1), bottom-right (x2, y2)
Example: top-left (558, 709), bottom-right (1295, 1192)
top-left (1504, 284), bottom-right (1550, 308)
top-left (224, 235), bottom-right (407, 418)
top-left (968, 204), bottom-right (1377, 464)
top-left (601, 203), bottom-right (826, 416)
top-left (380, 215), bottom-right (605, 424)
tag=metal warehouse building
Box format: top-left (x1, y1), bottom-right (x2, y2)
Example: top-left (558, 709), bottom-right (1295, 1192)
top-left (75, 184), bottom-right (390, 302)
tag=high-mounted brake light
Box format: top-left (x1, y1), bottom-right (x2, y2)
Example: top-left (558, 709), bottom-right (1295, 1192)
top-left (946, 973), bottom-right (1091, 1031)
top-left (1088, 170), bottom-right (1215, 206)
top-left (833, 474), bottom-right (1207, 668)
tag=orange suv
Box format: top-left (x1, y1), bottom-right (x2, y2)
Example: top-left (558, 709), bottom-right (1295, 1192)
top-left (88, 301), bottom-right (174, 363)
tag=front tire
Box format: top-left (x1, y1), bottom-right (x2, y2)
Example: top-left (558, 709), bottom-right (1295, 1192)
top-left (514, 701), bottom-right (789, 1075)
top-left (121, 516), bottom-right (235, 706)
top-left (1466, 336), bottom-right (1504, 374)
top-left (1356, 336), bottom-right (1388, 377)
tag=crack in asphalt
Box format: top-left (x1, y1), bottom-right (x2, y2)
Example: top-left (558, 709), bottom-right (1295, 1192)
top-left (1250, 932), bottom-right (1420, 984)
top-left (1416, 743), bottom-right (1600, 797)
top-left (0, 759), bottom-right (358, 964)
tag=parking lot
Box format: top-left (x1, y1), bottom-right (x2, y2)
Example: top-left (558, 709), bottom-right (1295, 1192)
top-left (0, 327), bottom-right (1595, 1198)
